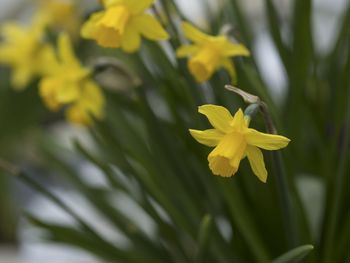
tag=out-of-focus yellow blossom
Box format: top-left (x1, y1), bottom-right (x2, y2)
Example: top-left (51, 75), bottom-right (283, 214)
top-left (36, 0), bottom-right (80, 34)
top-left (39, 33), bottom-right (90, 109)
top-left (39, 33), bottom-right (105, 125)
top-left (81, 0), bottom-right (169, 52)
top-left (176, 22), bottom-right (250, 83)
top-left (189, 105), bottom-right (290, 182)
top-left (0, 18), bottom-right (50, 90)
top-left (65, 81), bottom-right (105, 125)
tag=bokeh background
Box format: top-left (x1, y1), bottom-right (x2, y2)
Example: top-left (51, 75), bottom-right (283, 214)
top-left (0, 0), bottom-right (349, 262)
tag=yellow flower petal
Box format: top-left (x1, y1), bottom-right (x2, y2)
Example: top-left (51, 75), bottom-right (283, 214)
top-left (121, 26), bottom-right (141, 53)
top-left (0, 47), bottom-right (14, 62)
top-left (37, 44), bottom-right (60, 76)
top-left (220, 58), bottom-right (237, 84)
top-left (208, 132), bottom-right (246, 177)
top-left (90, 5), bottom-right (130, 48)
top-left (208, 155), bottom-right (237, 177)
top-left (97, 5), bottom-right (130, 34)
top-left (188, 59), bottom-right (212, 82)
top-left (81, 81), bottom-right (105, 116)
top-left (246, 145), bottom-right (267, 183)
top-left (182, 22), bottom-right (210, 43)
top-left (245, 129), bottom-right (290, 150)
top-left (12, 68), bottom-right (33, 90)
top-left (124, 0), bottom-right (155, 14)
top-left (178, 22), bottom-right (249, 83)
top-left (58, 33), bottom-right (80, 66)
top-left (231, 108), bottom-right (247, 132)
top-left (80, 11), bottom-right (104, 39)
top-left (1, 23), bottom-right (23, 40)
top-left (66, 104), bottom-right (91, 125)
top-left (55, 34), bottom-right (91, 80)
top-left (39, 78), bottom-right (63, 111)
top-left (102, 0), bottom-right (125, 8)
top-left (133, 14), bottom-right (169, 40)
top-left (82, 5), bottom-right (131, 48)
top-left (198, 104), bottom-right (234, 133)
top-left (188, 47), bottom-right (219, 82)
top-left (176, 45), bottom-right (199, 58)
top-left (57, 83), bottom-right (80, 103)
top-left (36, 0), bottom-right (79, 34)
top-left (189, 129), bottom-right (224, 147)
top-left (65, 81), bottom-right (105, 125)
top-left (103, 0), bottom-right (154, 14)
top-left (209, 132), bottom-right (246, 160)
top-left (96, 26), bottom-right (123, 48)
top-left (221, 43), bottom-right (250, 57)
top-left (0, 20), bottom-right (48, 90)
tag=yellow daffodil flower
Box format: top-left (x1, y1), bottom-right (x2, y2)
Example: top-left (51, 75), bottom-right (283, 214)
top-left (65, 81), bottom-right (105, 125)
top-left (176, 22), bottom-right (250, 83)
top-left (0, 18), bottom-right (50, 90)
top-left (39, 34), bottom-right (90, 110)
top-left (189, 105), bottom-right (290, 182)
top-left (81, 0), bottom-right (169, 52)
top-left (39, 33), bottom-right (105, 125)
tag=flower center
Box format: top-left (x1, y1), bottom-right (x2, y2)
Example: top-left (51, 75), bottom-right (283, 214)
top-left (189, 46), bottom-right (220, 82)
top-left (39, 78), bottom-right (63, 111)
top-left (208, 132), bottom-right (247, 177)
top-left (95, 5), bottom-right (131, 47)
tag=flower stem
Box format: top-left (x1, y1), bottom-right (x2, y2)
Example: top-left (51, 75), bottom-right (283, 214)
top-left (259, 102), bottom-right (298, 248)
top-left (225, 85), bottom-right (299, 248)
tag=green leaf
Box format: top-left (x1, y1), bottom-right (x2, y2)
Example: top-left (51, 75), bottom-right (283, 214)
top-left (221, 182), bottom-right (270, 262)
top-left (27, 215), bottom-right (164, 263)
top-left (271, 245), bottom-right (314, 263)
top-left (195, 214), bottom-right (213, 262)
top-left (264, 0), bottom-right (291, 70)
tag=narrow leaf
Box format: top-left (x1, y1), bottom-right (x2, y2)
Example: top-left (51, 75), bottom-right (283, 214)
top-left (271, 245), bottom-right (314, 263)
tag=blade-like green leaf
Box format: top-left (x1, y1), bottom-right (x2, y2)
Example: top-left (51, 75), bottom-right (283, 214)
top-left (271, 244), bottom-right (314, 263)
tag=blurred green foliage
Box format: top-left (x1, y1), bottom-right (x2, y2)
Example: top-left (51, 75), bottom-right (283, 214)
top-left (1, 0), bottom-right (350, 262)
top-left (0, 67), bottom-right (46, 242)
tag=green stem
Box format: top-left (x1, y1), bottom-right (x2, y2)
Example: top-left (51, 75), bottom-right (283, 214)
top-left (321, 96), bottom-right (350, 263)
top-left (194, 214), bottom-right (213, 263)
top-left (259, 102), bottom-right (298, 248)
top-left (321, 35), bottom-right (350, 263)
top-left (225, 86), bottom-right (298, 248)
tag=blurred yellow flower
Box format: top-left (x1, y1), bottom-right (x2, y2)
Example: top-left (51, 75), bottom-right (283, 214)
top-left (176, 22), bottom-right (250, 83)
top-left (81, 0), bottom-right (169, 52)
top-left (0, 18), bottom-right (49, 90)
top-left (39, 33), bottom-right (105, 125)
top-left (65, 81), bottom-right (105, 125)
top-left (36, 0), bottom-right (80, 34)
top-left (189, 105), bottom-right (290, 182)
